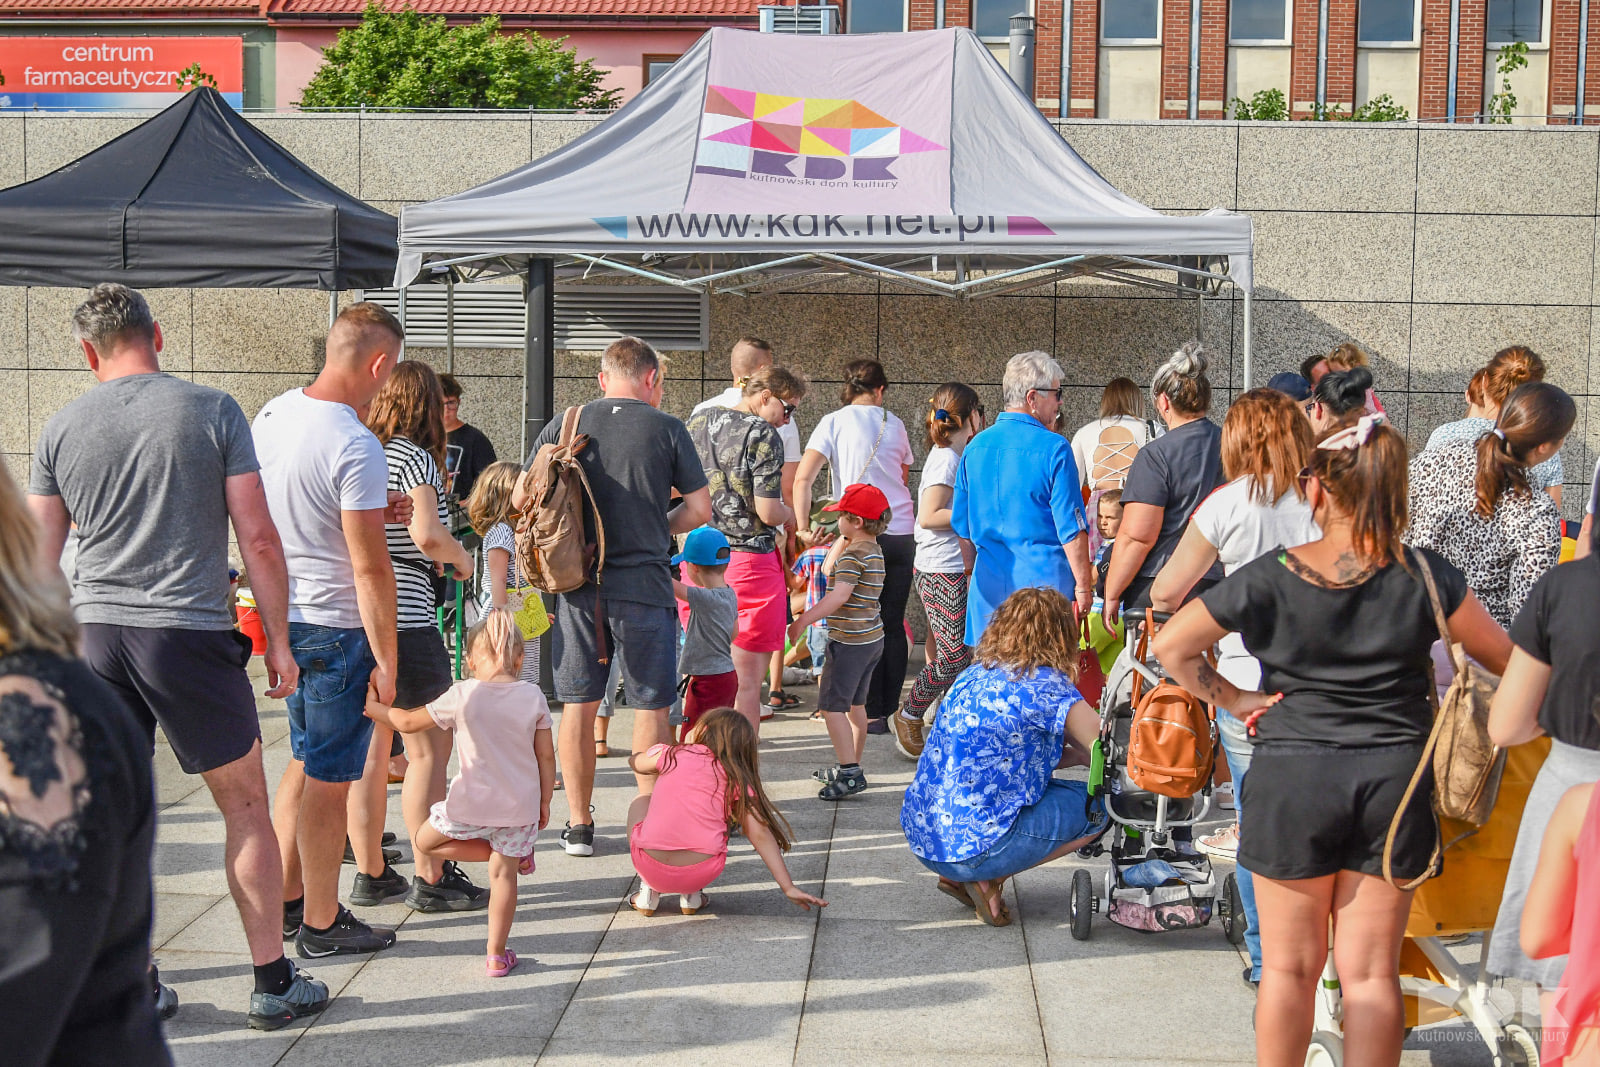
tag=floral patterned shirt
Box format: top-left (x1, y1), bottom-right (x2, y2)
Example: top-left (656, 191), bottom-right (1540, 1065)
top-left (901, 663), bottom-right (1082, 863)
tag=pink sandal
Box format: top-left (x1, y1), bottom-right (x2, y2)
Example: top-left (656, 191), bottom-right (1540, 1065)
top-left (486, 948), bottom-right (518, 978)
top-left (518, 855), bottom-right (535, 875)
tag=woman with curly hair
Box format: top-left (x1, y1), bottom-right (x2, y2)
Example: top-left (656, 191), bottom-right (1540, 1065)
top-left (900, 586), bottom-right (1105, 927)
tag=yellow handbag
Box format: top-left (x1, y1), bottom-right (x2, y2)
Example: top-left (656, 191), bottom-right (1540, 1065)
top-left (504, 586), bottom-right (550, 641)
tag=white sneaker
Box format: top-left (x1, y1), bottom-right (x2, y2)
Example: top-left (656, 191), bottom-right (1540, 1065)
top-left (1196, 824), bottom-right (1239, 861)
top-left (1214, 781), bottom-right (1235, 811)
top-left (782, 666), bottom-right (813, 687)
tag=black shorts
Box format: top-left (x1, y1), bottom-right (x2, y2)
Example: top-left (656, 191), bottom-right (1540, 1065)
top-left (394, 627), bottom-right (453, 709)
top-left (1239, 741), bottom-right (1437, 882)
top-left (818, 637), bottom-right (884, 713)
top-left (80, 624), bottom-right (260, 775)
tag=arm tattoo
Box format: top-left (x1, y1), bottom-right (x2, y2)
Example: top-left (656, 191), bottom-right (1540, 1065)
top-left (1193, 658), bottom-right (1229, 702)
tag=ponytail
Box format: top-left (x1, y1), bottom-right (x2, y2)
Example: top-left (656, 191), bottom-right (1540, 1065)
top-left (1473, 381), bottom-right (1575, 518)
top-left (925, 382), bottom-right (982, 450)
top-left (1309, 420), bottom-right (1410, 567)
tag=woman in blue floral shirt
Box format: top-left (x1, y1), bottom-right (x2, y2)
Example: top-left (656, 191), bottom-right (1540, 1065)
top-left (901, 587), bottom-right (1105, 926)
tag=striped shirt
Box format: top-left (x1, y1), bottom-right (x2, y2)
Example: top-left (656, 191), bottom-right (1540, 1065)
top-left (827, 540), bottom-right (885, 645)
top-left (384, 436), bottom-right (447, 630)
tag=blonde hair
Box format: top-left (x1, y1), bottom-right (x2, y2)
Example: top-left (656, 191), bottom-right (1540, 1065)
top-left (0, 463), bottom-right (77, 658)
top-left (466, 461), bottom-right (523, 537)
top-left (1325, 343), bottom-right (1370, 372)
top-left (466, 609), bottom-right (524, 678)
top-left (973, 587), bottom-right (1080, 681)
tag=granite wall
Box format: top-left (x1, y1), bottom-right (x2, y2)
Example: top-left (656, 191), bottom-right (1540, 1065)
top-left (2, 113), bottom-right (1599, 521)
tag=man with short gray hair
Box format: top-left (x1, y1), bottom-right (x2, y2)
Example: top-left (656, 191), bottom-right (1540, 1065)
top-left (29, 282), bottom-right (327, 1030)
top-left (951, 350), bottom-right (1092, 645)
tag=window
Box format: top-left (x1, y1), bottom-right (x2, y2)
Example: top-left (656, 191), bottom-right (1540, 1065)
top-left (972, 0), bottom-right (1020, 39)
top-left (643, 55), bottom-right (679, 86)
top-left (848, 0), bottom-right (905, 33)
top-left (1487, 0), bottom-right (1542, 43)
top-left (1230, 0), bottom-right (1290, 43)
top-left (1101, 0), bottom-right (1159, 43)
top-left (1357, 0), bottom-right (1418, 44)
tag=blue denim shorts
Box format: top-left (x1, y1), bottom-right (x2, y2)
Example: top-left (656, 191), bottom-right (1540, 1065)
top-left (916, 779), bottom-right (1105, 883)
top-left (552, 584), bottom-right (678, 709)
top-left (285, 623), bottom-right (377, 784)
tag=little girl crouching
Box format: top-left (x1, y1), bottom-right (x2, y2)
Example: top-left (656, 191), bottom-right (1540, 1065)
top-left (627, 707), bottom-right (827, 916)
top-left (367, 610), bottom-right (554, 977)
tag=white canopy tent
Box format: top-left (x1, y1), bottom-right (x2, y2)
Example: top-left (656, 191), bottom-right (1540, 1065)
top-left (395, 27), bottom-right (1256, 450)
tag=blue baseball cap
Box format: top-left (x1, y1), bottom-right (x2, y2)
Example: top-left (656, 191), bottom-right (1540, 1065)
top-left (672, 525), bottom-right (731, 567)
top-left (1266, 372), bottom-right (1313, 401)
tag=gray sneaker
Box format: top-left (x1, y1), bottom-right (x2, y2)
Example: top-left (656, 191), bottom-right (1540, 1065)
top-left (247, 961), bottom-right (329, 1031)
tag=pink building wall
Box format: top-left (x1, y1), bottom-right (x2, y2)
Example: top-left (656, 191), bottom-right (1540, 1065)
top-left (273, 25), bottom-right (708, 110)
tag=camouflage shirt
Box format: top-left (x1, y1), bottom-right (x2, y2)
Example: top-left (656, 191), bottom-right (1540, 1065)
top-left (686, 406), bottom-right (785, 554)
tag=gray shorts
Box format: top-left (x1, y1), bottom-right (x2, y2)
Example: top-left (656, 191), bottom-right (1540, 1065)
top-left (818, 637), bottom-right (884, 713)
top-left (552, 583), bottom-right (678, 710)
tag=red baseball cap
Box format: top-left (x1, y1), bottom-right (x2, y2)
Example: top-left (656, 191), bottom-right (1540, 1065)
top-left (824, 483), bottom-right (890, 520)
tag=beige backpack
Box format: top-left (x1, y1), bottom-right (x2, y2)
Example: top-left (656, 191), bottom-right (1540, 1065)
top-left (514, 406), bottom-right (606, 595)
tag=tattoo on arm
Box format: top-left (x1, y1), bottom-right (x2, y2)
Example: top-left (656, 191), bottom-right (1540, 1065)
top-left (1193, 659), bottom-right (1229, 703)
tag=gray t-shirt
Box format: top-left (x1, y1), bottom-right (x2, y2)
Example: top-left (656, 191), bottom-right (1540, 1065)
top-left (678, 584), bottom-right (737, 677)
top-left (530, 398), bottom-right (708, 608)
top-left (31, 373), bottom-right (257, 629)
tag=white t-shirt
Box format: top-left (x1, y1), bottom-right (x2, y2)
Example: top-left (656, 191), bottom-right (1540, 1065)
top-left (253, 388), bottom-right (390, 628)
top-left (1190, 476), bottom-right (1321, 690)
top-left (913, 446), bottom-right (965, 573)
top-left (1070, 416), bottom-right (1152, 490)
top-left (806, 404), bottom-right (915, 536)
top-left (693, 386), bottom-right (802, 463)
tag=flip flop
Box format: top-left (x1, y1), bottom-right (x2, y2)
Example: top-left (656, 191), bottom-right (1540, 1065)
top-left (964, 878), bottom-right (1012, 927)
top-left (937, 878), bottom-right (975, 908)
top-left (486, 948), bottom-right (518, 977)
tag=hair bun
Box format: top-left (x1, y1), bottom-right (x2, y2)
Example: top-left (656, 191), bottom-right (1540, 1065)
top-left (1167, 341), bottom-right (1209, 379)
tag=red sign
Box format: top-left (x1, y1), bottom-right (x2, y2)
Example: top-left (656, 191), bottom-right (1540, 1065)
top-left (0, 37), bottom-right (243, 108)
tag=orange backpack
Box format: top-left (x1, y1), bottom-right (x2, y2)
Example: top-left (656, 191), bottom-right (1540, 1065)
top-left (515, 406), bottom-right (606, 595)
top-left (1126, 611), bottom-right (1216, 798)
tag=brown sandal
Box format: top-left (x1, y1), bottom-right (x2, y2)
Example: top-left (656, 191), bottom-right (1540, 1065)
top-left (964, 878), bottom-right (1012, 927)
top-left (937, 878), bottom-right (975, 908)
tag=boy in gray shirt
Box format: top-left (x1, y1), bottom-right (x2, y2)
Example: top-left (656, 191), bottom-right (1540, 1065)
top-left (671, 526), bottom-right (740, 733)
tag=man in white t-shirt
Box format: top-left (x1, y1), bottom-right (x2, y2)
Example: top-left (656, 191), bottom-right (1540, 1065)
top-left (253, 303), bottom-right (409, 961)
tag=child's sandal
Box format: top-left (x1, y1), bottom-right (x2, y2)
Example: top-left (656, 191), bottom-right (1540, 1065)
top-left (518, 855), bottom-right (535, 875)
top-left (486, 948), bottom-right (518, 978)
top-left (628, 888), bottom-right (660, 917)
top-left (679, 891), bottom-right (709, 915)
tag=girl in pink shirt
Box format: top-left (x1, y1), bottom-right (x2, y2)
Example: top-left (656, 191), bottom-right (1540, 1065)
top-left (367, 610), bottom-right (554, 977)
top-left (626, 707), bottom-right (827, 916)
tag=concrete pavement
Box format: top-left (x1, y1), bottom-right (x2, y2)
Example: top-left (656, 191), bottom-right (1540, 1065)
top-left (149, 661), bottom-right (1533, 1066)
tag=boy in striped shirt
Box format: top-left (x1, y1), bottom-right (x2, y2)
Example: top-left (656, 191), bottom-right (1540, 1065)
top-left (787, 484), bottom-right (889, 800)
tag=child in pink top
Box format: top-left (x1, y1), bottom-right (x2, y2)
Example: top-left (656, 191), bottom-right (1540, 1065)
top-left (1523, 781), bottom-right (1600, 1066)
top-left (625, 707), bottom-right (827, 916)
top-left (367, 610), bottom-right (554, 977)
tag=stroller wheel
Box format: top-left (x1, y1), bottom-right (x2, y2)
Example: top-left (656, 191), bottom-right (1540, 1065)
top-left (1499, 1015), bottom-right (1540, 1066)
top-left (1304, 1032), bottom-right (1343, 1067)
top-left (1069, 868), bottom-right (1094, 941)
top-left (1221, 872), bottom-right (1246, 946)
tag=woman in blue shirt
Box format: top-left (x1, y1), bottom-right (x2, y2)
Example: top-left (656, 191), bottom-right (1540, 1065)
top-left (950, 351), bottom-right (1091, 646)
top-left (901, 587), bottom-right (1105, 926)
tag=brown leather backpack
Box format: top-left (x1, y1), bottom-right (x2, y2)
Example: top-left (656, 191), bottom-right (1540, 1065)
top-left (1126, 611), bottom-right (1216, 798)
top-left (514, 406), bottom-right (605, 595)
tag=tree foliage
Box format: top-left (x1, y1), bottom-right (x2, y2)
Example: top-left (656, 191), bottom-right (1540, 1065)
top-left (1226, 86), bottom-right (1409, 123)
top-left (1488, 42), bottom-right (1529, 124)
top-left (298, 2), bottom-right (620, 111)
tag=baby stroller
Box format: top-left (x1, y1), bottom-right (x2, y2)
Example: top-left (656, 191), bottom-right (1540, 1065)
top-left (1071, 611), bottom-right (1232, 941)
top-left (1304, 738), bottom-right (1550, 1067)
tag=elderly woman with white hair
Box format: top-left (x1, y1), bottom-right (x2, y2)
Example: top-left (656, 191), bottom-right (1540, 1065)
top-left (951, 350), bottom-right (1093, 645)
top-left (1101, 342), bottom-right (1226, 627)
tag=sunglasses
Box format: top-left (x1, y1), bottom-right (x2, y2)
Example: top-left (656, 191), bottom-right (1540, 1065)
top-left (1032, 387), bottom-right (1064, 400)
top-left (781, 401), bottom-right (797, 420)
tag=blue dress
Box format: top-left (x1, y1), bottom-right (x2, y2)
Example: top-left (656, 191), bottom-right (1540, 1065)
top-left (901, 663), bottom-right (1082, 863)
top-left (951, 412), bottom-right (1088, 646)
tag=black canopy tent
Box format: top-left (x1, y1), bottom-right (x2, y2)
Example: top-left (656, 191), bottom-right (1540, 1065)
top-left (0, 87), bottom-right (397, 291)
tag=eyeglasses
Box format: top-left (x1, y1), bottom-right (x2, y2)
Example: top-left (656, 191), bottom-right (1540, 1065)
top-left (1032, 387), bottom-right (1064, 401)
top-left (781, 401), bottom-right (797, 421)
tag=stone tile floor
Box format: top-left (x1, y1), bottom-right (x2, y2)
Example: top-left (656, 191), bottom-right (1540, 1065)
top-left (150, 661), bottom-right (1535, 1065)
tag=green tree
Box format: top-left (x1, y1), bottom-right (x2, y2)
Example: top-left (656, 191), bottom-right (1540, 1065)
top-left (298, 2), bottom-right (620, 111)
top-left (1228, 88), bottom-right (1288, 121)
top-left (1488, 41), bottom-right (1529, 123)
top-left (172, 63), bottom-right (217, 92)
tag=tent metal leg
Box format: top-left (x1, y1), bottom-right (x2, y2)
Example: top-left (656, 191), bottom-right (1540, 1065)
top-left (1241, 288), bottom-right (1254, 391)
top-left (446, 276), bottom-right (455, 374)
top-left (522, 257), bottom-right (556, 461)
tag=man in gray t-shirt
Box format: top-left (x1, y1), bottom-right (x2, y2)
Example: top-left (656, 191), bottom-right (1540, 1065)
top-left (27, 283), bottom-right (325, 1029)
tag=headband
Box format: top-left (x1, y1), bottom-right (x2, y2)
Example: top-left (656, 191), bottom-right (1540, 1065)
top-left (1317, 412), bottom-right (1385, 452)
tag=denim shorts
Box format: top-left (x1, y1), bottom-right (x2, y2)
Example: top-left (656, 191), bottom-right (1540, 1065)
top-left (551, 583), bottom-right (678, 709)
top-left (285, 623), bottom-right (377, 784)
top-left (916, 779), bottom-right (1105, 883)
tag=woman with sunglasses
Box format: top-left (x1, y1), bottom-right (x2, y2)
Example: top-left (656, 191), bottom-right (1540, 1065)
top-left (1101, 342), bottom-right (1226, 629)
top-left (1152, 415), bottom-right (1510, 1067)
top-left (685, 365), bottom-right (807, 729)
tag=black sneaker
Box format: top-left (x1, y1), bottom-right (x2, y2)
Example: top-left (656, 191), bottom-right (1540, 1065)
top-left (818, 768), bottom-right (867, 800)
top-left (155, 981), bottom-right (179, 1021)
top-left (348, 864), bottom-right (409, 906)
top-left (294, 905), bottom-right (396, 959)
top-left (343, 840), bottom-right (402, 866)
top-left (561, 821), bottom-right (595, 857)
top-left (405, 862), bottom-right (490, 913)
top-left (282, 897), bottom-right (304, 939)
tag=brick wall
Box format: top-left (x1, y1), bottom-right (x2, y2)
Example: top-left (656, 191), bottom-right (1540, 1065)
top-left (1161, 0), bottom-right (1194, 117)
top-left (1036, 0), bottom-right (1064, 115)
top-left (1420, 0), bottom-right (1487, 121)
top-left (1290, 0), bottom-right (1323, 114)
top-left (1548, 0), bottom-right (1600, 123)
top-left (1198, 0), bottom-right (1229, 117)
top-left (1325, 0), bottom-right (1358, 112)
top-left (908, 0), bottom-right (937, 31)
top-left (1067, 0), bottom-right (1099, 116)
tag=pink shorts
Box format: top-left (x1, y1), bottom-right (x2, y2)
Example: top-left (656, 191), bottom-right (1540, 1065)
top-left (629, 823), bottom-right (726, 896)
top-left (725, 549), bottom-right (787, 653)
top-left (429, 801), bottom-right (539, 861)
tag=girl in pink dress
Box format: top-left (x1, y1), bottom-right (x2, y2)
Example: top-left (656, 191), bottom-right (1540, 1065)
top-left (1523, 781), bottom-right (1600, 1066)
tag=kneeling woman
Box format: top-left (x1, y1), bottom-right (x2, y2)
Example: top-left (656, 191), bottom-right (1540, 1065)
top-left (901, 586), bottom-right (1105, 927)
